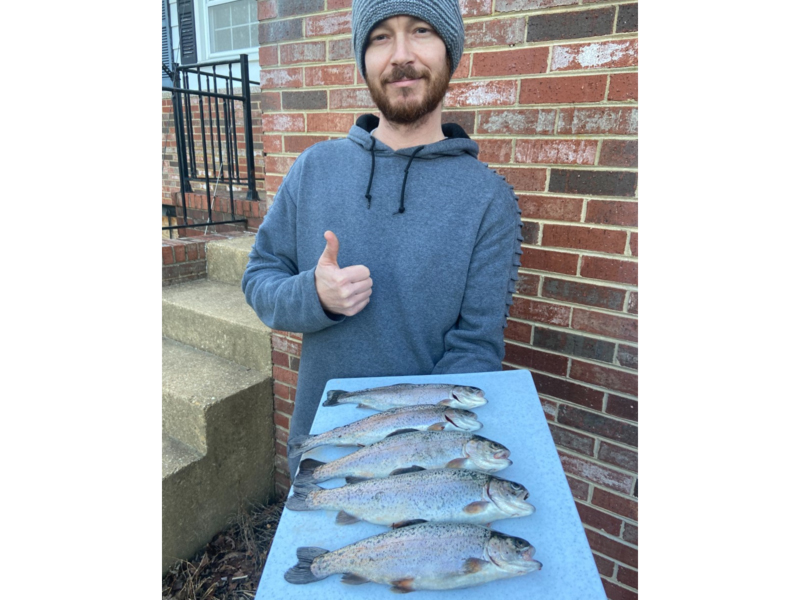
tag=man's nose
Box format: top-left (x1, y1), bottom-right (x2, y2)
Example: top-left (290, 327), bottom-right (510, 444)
top-left (390, 34), bottom-right (414, 66)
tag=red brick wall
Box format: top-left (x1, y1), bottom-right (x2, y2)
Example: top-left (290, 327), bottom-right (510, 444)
top-left (257, 2), bottom-right (637, 598)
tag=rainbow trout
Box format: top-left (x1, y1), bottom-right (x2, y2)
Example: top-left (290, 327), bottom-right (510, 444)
top-left (323, 383), bottom-right (487, 411)
top-left (288, 405), bottom-right (482, 458)
top-left (284, 522), bottom-right (542, 591)
top-left (286, 468), bottom-right (534, 527)
top-left (295, 430), bottom-right (512, 485)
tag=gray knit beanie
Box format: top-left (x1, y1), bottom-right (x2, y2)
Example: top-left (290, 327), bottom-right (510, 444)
top-left (351, 0), bottom-right (465, 79)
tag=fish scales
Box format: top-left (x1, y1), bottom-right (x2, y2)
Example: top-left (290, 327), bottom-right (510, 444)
top-left (288, 404), bottom-right (481, 457)
top-left (314, 523), bottom-right (491, 584)
top-left (303, 431), bottom-right (511, 483)
top-left (324, 383), bottom-right (487, 411)
top-left (293, 468), bottom-right (534, 526)
top-left (288, 522), bottom-right (542, 591)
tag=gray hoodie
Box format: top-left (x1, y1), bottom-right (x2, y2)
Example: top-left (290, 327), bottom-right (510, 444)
top-left (242, 115), bottom-right (523, 477)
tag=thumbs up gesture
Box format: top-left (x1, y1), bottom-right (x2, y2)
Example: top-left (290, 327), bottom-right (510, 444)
top-left (314, 231), bottom-right (373, 317)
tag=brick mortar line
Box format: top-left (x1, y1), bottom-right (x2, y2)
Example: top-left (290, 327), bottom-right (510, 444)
top-left (522, 367), bottom-right (638, 401)
top-left (504, 340), bottom-right (637, 374)
top-left (514, 270), bottom-right (638, 291)
top-left (520, 240), bottom-right (640, 257)
top-left (574, 497), bottom-right (639, 528)
top-left (556, 449), bottom-right (638, 494)
top-left (538, 395), bottom-right (637, 427)
top-left (509, 316), bottom-right (638, 345)
top-left (549, 420), bottom-right (639, 455)
top-left (524, 220), bottom-right (639, 233)
top-left (580, 521), bottom-right (639, 553)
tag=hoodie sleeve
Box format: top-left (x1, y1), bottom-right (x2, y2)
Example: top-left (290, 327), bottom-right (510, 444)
top-left (241, 172), bottom-right (345, 334)
top-left (432, 181), bottom-right (522, 374)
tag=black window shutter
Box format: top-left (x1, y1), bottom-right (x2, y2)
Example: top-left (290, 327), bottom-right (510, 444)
top-left (177, 0), bottom-right (198, 65)
top-left (162, 0), bottom-right (174, 85)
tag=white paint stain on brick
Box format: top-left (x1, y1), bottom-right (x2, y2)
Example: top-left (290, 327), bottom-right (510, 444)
top-left (265, 114), bottom-right (301, 132)
top-left (480, 110), bottom-right (555, 134)
top-left (308, 12), bottom-right (351, 36)
top-left (552, 40), bottom-right (637, 71)
top-left (564, 108), bottom-right (638, 135)
top-left (262, 69), bottom-right (298, 87)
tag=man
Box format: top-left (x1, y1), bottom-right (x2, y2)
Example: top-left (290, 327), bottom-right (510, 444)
top-left (242, 0), bottom-right (523, 479)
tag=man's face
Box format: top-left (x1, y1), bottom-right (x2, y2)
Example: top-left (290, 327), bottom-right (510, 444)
top-left (364, 15), bottom-right (451, 125)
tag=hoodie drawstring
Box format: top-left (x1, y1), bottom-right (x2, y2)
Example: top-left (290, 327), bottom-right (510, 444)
top-left (364, 137), bottom-right (376, 209)
top-left (396, 145), bottom-right (424, 215)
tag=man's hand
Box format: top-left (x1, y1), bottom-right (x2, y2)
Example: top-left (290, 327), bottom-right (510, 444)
top-left (314, 231), bottom-right (373, 316)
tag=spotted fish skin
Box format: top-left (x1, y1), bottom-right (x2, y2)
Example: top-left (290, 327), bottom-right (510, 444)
top-left (324, 383), bottom-right (487, 411)
top-left (296, 431), bottom-right (512, 484)
top-left (284, 522), bottom-right (542, 591)
top-left (287, 468), bottom-right (535, 527)
top-left (287, 404), bottom-right (482, 458)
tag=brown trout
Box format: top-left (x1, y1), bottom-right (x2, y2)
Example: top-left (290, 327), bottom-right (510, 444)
top-left (286, 468), bottom-right (535, 527)
top-left (295, 430), bottom-right (512, 485)
top-left (284, 522), bottom-right (542, 591)
top-left (323, 383), bottom-right (487, 411)
top-left (287, 405), bottom-right (482, 458)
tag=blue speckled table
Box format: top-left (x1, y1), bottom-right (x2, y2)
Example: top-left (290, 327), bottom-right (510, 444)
top-left (255, 369), bottom-right (606, 599)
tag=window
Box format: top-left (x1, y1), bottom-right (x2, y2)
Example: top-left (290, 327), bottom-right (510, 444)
top-left (207, 0), bottom-right (258, 55)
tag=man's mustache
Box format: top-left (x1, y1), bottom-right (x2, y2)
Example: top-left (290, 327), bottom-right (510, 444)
top-left (382, 65), bottom-right (431, 85)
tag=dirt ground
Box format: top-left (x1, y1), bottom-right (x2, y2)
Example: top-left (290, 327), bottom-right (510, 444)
top-left (162, 500), bottom-right (285, 600)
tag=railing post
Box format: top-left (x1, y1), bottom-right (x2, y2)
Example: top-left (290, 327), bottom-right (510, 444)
top-left (170, 69), bottom-right (192, 230)
top-left (240, 54), bottom-right (259, 200)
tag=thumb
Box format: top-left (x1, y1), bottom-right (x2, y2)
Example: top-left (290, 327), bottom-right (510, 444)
top-left (318, 230), bottom-right (340, 267)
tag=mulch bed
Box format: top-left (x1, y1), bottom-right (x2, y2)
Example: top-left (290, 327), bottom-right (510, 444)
top-left (162, 500), bottom-right (285, 600)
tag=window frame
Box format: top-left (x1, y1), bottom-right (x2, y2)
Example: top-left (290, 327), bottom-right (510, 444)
top-left (203, 0), bottom-right (259, 61)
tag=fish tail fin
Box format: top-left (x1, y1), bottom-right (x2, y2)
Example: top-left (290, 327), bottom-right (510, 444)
top-left (288, 434), bottom-right (315, 458)
top-left (295, 458), bottom-right (325, 485)
top-left (284, 547), bottom-right (329, 584)
top-left (323, 390), bottom-right (348, 406)
top-left (285, 481), bottom-right (320, 511)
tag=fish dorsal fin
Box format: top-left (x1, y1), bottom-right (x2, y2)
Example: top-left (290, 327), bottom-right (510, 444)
top-left (463, 501), bottom-right (491, 514)
top-left (391, 519), bottom-right (427, 529)
top-left (341, 573), bottom-right (370, 585)
top-left (390, 578), bottom-right (415, 593)
top-left (335, 511), bottom-right (361, 525)
top-left (385, 429), bottom-right (419, 438)
top-left (389, 466), bottom-right (425, 476)
top-left (462, 558), bottom-right (491, 574)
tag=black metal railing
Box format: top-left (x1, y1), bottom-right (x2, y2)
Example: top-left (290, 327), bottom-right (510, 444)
top-left (162, 54), bottom-right (259, 232)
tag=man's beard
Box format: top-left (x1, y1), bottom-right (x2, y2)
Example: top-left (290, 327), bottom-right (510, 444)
top-left (366, 63), bottom-right (450, 126)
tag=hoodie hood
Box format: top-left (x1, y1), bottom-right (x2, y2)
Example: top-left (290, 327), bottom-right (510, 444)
top-left (348, 114), bottom-right (480, 213)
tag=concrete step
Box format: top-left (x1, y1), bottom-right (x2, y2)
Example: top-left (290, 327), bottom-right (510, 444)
top-left (162, 336), bottom-right (268, 453)
top-left (162, 432), bottom-right (203, 479)
top-left (162, 278), bottom-right (272, 373)
top-left (161, 337), bottom-right (275, 573)
top-left (207, 234), bottom-right (256, 286)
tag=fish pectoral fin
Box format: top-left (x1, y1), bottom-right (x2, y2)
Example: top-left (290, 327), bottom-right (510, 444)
top-left (356, 403), bottom-right (373, 409)
top-left (335, 511), bottom-right (361, 525)
top-left (390, 578), bottom-right (415, 593)
top-left (389, 466), bottom-right (426, 476)
top-left (462, 558), bottom-right (491, 574)
top-left (427, 423), bottom-right (446, 431)
top-left (390, 519), bottom-right (427, 529)
top-left (341, 573), bottom-right (370, 585)
top-left (445, 458), bottom-right (467, 468)
top-left (345, 476), bottom-right (368, 484)
top-left (463, 501), bottom-right (491, 515)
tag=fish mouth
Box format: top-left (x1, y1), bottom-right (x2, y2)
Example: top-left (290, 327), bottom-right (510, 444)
top-left (494, 449), bottom-right (510, 460)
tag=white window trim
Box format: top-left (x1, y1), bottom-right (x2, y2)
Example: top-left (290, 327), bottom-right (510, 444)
top-left (201, 0), bottom-right (259, 62)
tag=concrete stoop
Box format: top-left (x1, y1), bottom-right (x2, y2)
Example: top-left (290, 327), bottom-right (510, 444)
top-left (162, 234), bottom-right (274, 574)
